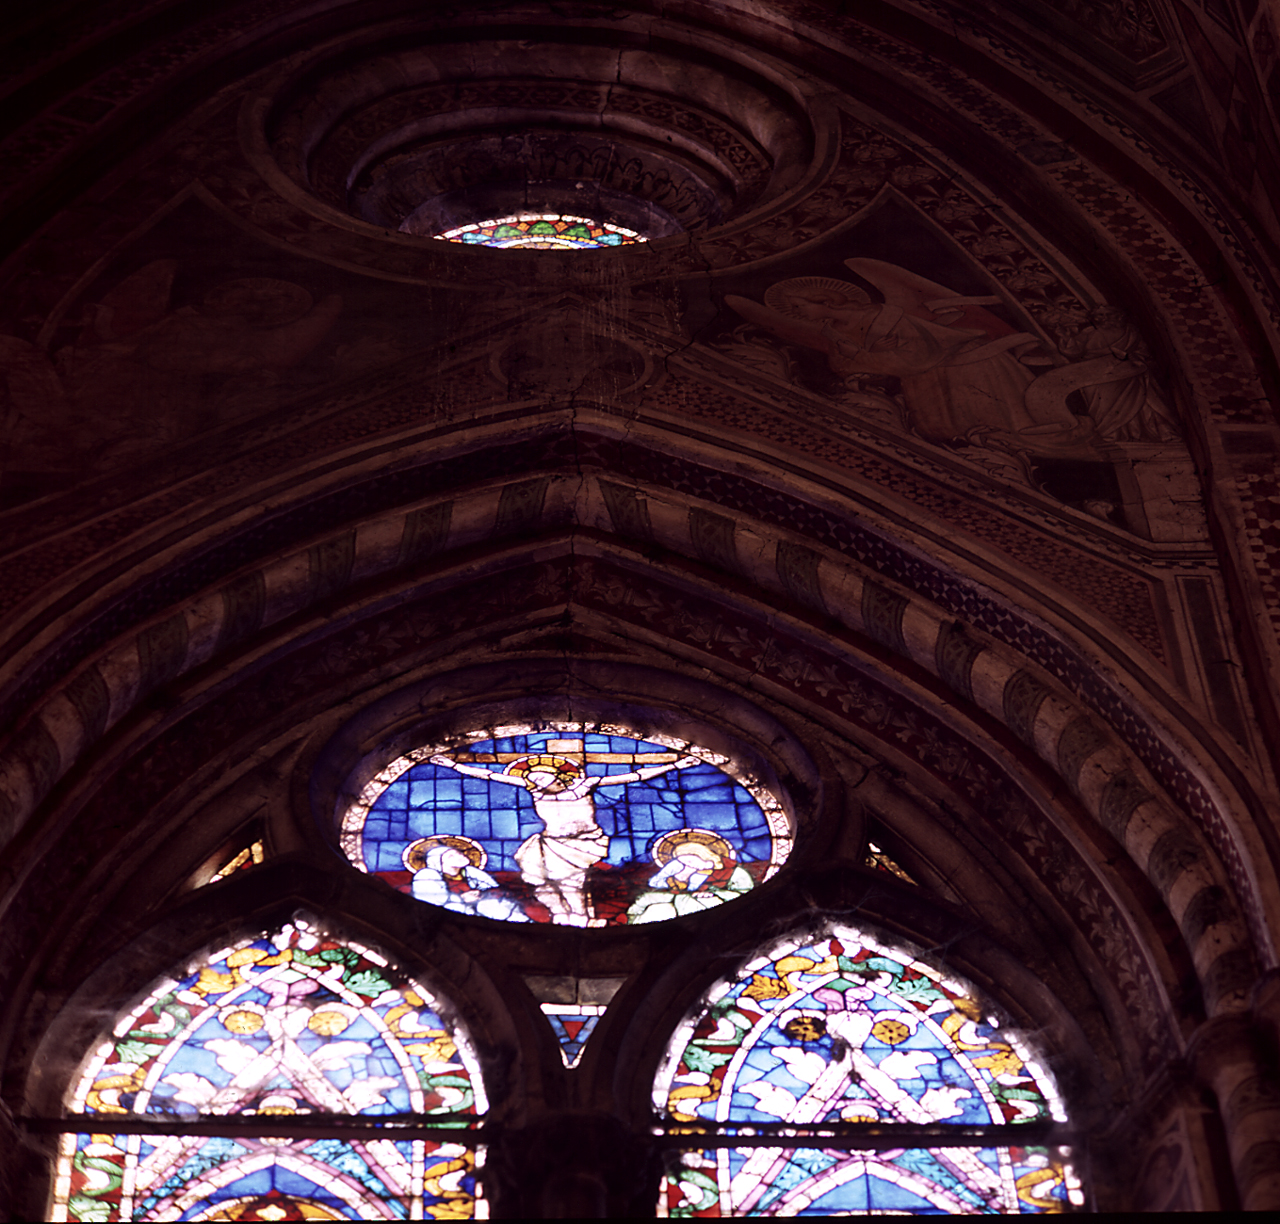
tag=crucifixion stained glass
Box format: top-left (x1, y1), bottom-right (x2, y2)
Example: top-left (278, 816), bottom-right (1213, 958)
top-left (340, 725), bottom-right (792, 928)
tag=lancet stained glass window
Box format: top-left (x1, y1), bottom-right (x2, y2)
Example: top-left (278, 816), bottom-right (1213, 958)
top-left (653, 926), bottom-right (1082, 1215)
top-left (50, 921), bottom-right (486, 1221)
top-left (340, 725), bottom-right (792, 928)
top-left (433, 214), bottom-right (645, 249)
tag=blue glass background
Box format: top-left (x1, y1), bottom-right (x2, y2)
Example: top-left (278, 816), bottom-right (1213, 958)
top-left (717, 1146), bottom-right (1007, 1215)
top-left (362, 733), bottom-right (773, 874)
top-left (146, 992), bottom-right (416, 1117)
top-left (721, 986), bottom-right (995, 1127)
top-left (162, 1140), bottom-right (405, 1220)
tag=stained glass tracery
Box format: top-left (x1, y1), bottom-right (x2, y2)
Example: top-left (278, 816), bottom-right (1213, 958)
top-left (662, 1145), bottom-right (1075, 1216)
top-left (209, 841), bottom-right (266, 883)
top-left (433, 214), bottom-right (645, 249)
top-left (51, 923), bottom-right (486, 1221)
top-left (654, 927), bottom-right (1082, 1215)
top-left (865, 839), bottom-right (916, 884)
top-left (341, 725), bottom-right (791, 928)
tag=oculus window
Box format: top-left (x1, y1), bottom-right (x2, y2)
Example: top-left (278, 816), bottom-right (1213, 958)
top-left (340, 725), bottom-right (791, 928)
top-left (433, 215), bottom-right (646, 249)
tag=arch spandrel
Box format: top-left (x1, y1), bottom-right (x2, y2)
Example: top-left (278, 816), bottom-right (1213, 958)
top-left (0, 418), bottom-right (1272, 976)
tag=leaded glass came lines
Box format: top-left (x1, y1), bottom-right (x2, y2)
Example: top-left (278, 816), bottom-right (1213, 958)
top-left (653, 927), bottom-right (1082, 1215)
top-left (662, 1145), bottom-right (1075, 1215)
top-left (50, 923), bottom-right (486, 1221)
top-left (341, 726), bottom-right (791, 928)
top-left (59, 1132), bottom-right (474, 1220)
top-left (208, 840), bottom-right (265, 882)
top-left (434, 214), bottom-right (645, 249)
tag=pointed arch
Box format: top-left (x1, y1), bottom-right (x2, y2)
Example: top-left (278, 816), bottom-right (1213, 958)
top-left (0, 415), bottom-right (1263, 1042)
top-left (652, 922), bottom-right (1083, 1216)
top-left (0, 417), bottom-right (1262, 1185)
top-left (47, 919), bottom-right (487, 1221)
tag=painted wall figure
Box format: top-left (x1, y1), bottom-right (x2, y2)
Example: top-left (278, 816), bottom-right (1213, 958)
top-left (0, 260), bottom-right (341, 474)
top-left (726, 258), bottom-right (1178, 457)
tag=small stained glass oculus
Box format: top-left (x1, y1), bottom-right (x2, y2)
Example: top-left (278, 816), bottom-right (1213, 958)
top-left (340, 724), bottom-right (791, 927)
top-left (434, 214), bottom-right (645, 249)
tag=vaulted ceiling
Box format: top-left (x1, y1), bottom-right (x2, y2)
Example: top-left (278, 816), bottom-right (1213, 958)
top-left (4, 2), bottom-right (1280, 1214)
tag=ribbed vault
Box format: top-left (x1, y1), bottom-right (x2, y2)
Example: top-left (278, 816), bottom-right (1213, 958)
top-left (5, 0), bottom-right (1280, 1215)
top-left (0, 413), bottom-right (1265, 1213)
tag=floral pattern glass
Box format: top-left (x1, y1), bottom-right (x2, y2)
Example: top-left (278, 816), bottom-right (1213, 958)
top-left (434, 215), bottom-right (644, 249)
top-left (654, 927), bottom-right (1082, 1215)
top-left (50, 922), bottom-right (486, 1221)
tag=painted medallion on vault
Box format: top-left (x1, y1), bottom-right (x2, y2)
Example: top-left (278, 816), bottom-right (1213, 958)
top-left (339, 725), bottom-right (791, 927)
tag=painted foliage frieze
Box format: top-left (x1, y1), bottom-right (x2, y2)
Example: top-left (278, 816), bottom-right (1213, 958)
top-left (340, 725), bottom-right (791, 927)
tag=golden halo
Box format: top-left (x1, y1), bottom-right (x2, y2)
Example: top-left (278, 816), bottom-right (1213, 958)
top-left (505, 754), bottom-right (582, 783)
top-left (763, 276), bottom-right (871, 318)
top-left (651, 828), bottom-right (736, 867)
top-left (402, 834), bottom-right (487, 873)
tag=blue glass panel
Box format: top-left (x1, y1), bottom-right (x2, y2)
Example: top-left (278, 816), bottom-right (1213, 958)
top-left (57, 1132), bottom-right (483, 1221)
top-left (655, 928), bottom-right (1080, 1217)
top-left (349, 731), bottom-right (788, 927)
top-left (55, 924), bottom-right (488, 1221)
top-left (76, 924), bottom-right (482, 1122)
top-left (658, 1146), bottom-right (1077, 1216)
top-left (541, 1009), bottom-right (604, 1068)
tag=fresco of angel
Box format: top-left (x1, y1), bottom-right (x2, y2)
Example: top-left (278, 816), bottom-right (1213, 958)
top-left (725, 258), bottom-right (1177, 456)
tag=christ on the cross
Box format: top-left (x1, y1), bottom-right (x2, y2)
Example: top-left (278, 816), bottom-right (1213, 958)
top-left (428, 748), bottom-right (699, 925)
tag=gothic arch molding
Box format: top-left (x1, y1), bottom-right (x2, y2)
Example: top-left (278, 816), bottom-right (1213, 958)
top-left (0, 542), bottom-right (1228, 1087)
top-left (6, 0), bottom-right (1280, 1212)
top-left (0, 421), bottom-right (1268, 1032)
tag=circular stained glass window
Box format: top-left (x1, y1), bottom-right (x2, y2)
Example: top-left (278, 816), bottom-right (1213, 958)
top-left (434, 213), bottom-right (646, 249)
top-left (339, 724), bottom-right (792, 927)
